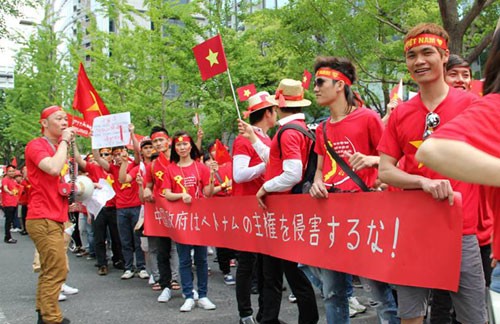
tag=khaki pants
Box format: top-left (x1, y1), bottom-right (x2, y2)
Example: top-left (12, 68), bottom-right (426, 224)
top-left (27, 219), bottom-right (68, 324)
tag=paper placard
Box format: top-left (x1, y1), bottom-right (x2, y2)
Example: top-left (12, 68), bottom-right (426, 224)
top-left (91, 112), bottom-right (131, 149)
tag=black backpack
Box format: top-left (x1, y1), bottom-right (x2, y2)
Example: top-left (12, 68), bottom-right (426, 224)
top-left (277, 123), bottom-right (317, 194)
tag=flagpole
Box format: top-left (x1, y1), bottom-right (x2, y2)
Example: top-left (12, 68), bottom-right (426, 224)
top-left (226, 68), bottom-right (242, 120)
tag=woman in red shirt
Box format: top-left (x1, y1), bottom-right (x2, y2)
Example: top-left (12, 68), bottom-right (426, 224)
top-left (162, 131), bottom-right (216, 312)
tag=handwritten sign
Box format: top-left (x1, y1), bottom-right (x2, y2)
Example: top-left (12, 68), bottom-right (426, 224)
top-left (91, 112), bottom-right (131, 149)
top-left (144, 191), bottom-right (463, 291)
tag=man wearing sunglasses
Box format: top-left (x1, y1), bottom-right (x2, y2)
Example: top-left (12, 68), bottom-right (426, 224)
top-left (377, 23), bottom-right (486, 324)
top-left (74, 146), bottom-right (124, 276)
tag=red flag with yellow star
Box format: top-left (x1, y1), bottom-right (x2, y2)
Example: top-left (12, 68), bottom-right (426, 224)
top-left (236, 84), bottom-right (256, 102)
top-left (302, 69), bottom-right (312, 89)
top-left (213, 139), bottom-right (232, 165)
top-left (192, 34), bottom-right (228, 81)
top-left (72, 63), bottom-right (110, 125)
top-left (389, 79), bottom-right (403, 104)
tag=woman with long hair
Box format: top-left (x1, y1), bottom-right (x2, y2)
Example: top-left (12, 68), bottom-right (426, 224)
top-left (162, 131), bottom-right (217, 312)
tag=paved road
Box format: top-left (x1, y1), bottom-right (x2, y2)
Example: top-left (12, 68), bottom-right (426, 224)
top-left (0, 221), bottom-right (379, 324)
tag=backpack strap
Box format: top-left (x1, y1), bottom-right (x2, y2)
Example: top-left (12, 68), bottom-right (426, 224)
top-left (321, 122), bottom-right (370, 192)
top-left (277, 123), bottom-right (315, 159)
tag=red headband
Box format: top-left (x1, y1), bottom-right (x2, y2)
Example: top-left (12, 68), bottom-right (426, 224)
top-left (174, 135), bottom-right (191, 144)
top-left (315, 68), bottom-right (352, 86)
top-left (40, 105), bottom-right (64, 120)
top-left (404, 33), bottom-right (448, 52)
top-left (151, 132), bottom-right (169, 141)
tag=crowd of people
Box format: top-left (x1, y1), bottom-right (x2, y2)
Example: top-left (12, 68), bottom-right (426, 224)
top-left (2, 21), bottom-right (500, 324)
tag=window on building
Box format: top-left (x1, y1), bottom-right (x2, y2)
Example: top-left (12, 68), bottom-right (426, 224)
top-left (109, 19), bottom-right (115, 33)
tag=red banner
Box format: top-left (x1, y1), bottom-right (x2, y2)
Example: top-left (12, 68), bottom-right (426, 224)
top-left (67, 113), bottom-right (92, 138)
top-left (144, 191), bottom-right (463, 291)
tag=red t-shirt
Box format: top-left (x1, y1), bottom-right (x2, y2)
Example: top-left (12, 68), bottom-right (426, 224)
top-left (430, 93), bottom-right (500, 257)
top-left (162, 161), bottom-right (210, 199)
top-left (144, 153), bottom-right (170, 199)
top-left (232, 133), bottom-right (272, 196)
top-left (25, 137), bottom-right (69, 223)
top-left (109, 163), bottom-right (141, 209)
top-left (265, 119), bottom-right (312, 194)
top-left (2, 177), bottom-right (20, 207)
top-left (85, 162), bottom-right (116, 208)
top-left (315, 108), bottom-right (383, 191)
top-left (377, 87), bottom-right (479, 235)
top-left (18, 179), bottom-right (31, 205)
top-left (214, 162), bottom-right (233, 197)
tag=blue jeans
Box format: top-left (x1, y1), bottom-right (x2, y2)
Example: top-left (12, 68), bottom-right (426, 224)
top-left (360, 278), bottom-right (400, 324)
top-left (78, 213), bottom-right (95, 256)
top-left (176, 243), bottom-right (208, 299)
top-left (302, 265), bottom-right (349, 324)
top-left (116, 206), bottom-right (145, 271)
top-left (491, 263), bottom-right (500, 293)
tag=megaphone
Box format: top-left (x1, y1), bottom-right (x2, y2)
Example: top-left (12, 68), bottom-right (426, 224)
top-left (74, 175), bottom-right (95, 201)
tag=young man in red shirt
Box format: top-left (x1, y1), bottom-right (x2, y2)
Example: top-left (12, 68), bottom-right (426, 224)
top-left (416, 24), bottom-right (500, 295)
top-left (75, 146), bottom-right (124, 276)
top-left (94, 145), bottom-right (145, 280)
top-left (378, 23), bottom-right (487, 324)
top-left (245, 79), bottom-right (319, 324)
top-left (3, 164), bottom-right (20, 243)
top-left (234, 91), bottom-right (277, 324)
top-left (25, 105), bottom-right (75, 324)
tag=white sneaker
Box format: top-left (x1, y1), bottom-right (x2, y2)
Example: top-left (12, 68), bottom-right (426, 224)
top-left (121, 270), bottom-right (135, 279)
top-left (348, 296), bottom-right (367, 314)
top-left (138, 270), bottom-right (149, 279)
top-left (349, 306), bottom-right (357, 318)
top-left (157, 287), bottom-right (171, 303)
top-left (61, 283), bottom-right (79, 295)
top-left (288, 293), bottom-right (297, 303)
top-left (197, 297), bottom-right (216, 310)
top-left (182, 289), bottom-right (199, 301)
top-left (58, 293), bottom-right (67, 301)
top-left (207, 247), bottom-right (214, 255)
top-left (180, 298), bottom-right (195, 312)
top-left (148, 276), bottom-right (155, 285)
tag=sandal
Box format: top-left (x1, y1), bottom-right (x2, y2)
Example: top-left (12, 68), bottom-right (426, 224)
top-left (151, 283), bottom-right (162, 291)
top-left (170, 280), bottom-right (181, 290)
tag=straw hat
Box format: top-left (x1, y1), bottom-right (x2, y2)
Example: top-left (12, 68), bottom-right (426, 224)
top-left (243, 91), bottom-right (275, 118)
top-left (269, 79), bottom-right (311, 108)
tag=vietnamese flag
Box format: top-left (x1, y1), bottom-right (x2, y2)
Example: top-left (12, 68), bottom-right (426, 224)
top-left (236, 84), bottom-right (256, 102)
top-left (302, 69), bottom-right (312, 89)
top-left (73, 63), bottom-right (110, 125)
top-left (11, 157), bottom-right (17, 168)
top-left (213, 139), bottom-right (231, 165)
top-left (389, 79), bottom-right (403, 104)
top-left (192, 34), bottom-right (228, 81)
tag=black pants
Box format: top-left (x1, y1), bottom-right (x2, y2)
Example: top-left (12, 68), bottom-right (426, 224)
top-left (70, 212), bottom-right (82, 248)
top-left (156, 236), bottom-right (172, 289)
top-left (236, 251), bottom-right (264, 318)
top-left (261, 255), bottom-right (318, 324)
top-left (21, 205), bottom-right (28, 232)
top-left (480, 244), bottom-right (492, 287)
top-left (217, 247), bottom-right (236, 274)
top-left (93, 207), bottom-right (123, 267)
top-left (3, 206), bottom-right (16, 241)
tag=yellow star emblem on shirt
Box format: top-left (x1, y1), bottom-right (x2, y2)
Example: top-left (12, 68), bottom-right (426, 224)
top-left (155, 170), bottom-right (164, 181)
top-left (244, 89), bottom-right (251, 98)
top-left (410, 140), bottom-right (424, 168)
top-left (120, 183), bottom-right (131, 190)
top-left (106, 174), bottom-right (114, 187)
top-left (206, 49), bottom-right (219, 67)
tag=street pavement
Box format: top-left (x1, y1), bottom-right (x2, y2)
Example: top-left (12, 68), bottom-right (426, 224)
top-left (0, 222), bottom-right (379, 324)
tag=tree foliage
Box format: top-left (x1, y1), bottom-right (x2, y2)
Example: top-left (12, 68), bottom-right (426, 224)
top-left (2, 0), bottom-right (499, 161)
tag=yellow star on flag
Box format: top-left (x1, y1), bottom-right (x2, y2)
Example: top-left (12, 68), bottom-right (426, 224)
top-left (86, 91), bottom-right (102, 115)
top-left (303, 76), bottom-right (308, 83)
top-left (244, 89), bottom-right (251, 98)
top-left (206, 49), bottom-right (219, 67)
top-left (410, 140), bottom-right (424, 168)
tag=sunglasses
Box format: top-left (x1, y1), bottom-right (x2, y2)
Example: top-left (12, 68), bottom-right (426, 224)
top-left (100, 153), bottom-right (111, 157)
top-left (314, 78), bottom-right (331, 88)
top-left (423, 112), bottom-right (440, 140)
